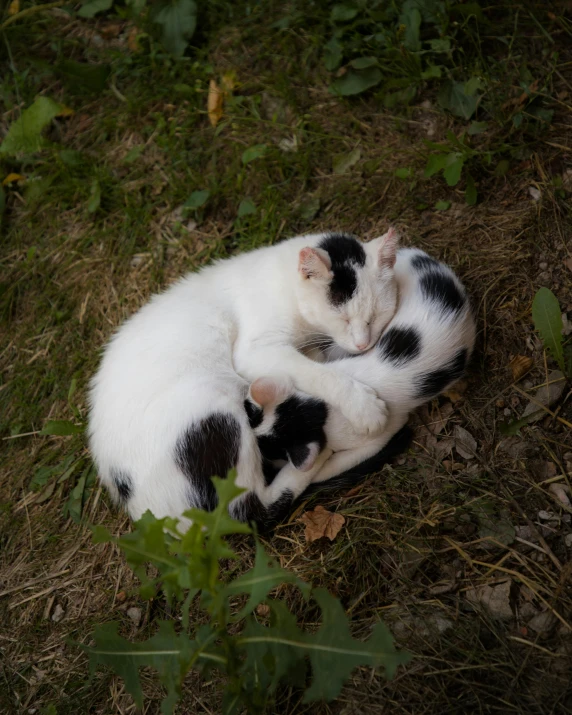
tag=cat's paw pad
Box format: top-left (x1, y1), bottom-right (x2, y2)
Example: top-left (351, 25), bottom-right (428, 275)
top-left (343, 383), bottom-right (388, 435)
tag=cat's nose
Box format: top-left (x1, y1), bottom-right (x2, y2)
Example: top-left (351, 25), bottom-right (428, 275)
top-left (355, 341), bottom-right (369, 351)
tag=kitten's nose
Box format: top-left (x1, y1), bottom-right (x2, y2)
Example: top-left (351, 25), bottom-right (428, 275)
top-left (355, 341), bottom-right (369, 351)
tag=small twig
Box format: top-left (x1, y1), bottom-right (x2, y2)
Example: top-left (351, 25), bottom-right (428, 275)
top-left (0, 569), bottom-right (70, 598)
top-left (1, 0), bottom-right (65, 30)
top-left (508, 636), bottom-right (565, 656)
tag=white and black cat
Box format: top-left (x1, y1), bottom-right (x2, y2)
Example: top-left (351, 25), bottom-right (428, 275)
top-left (247, 247), bottom-right (476, 505)
top-left (88, 231), bottom-right (399, 528)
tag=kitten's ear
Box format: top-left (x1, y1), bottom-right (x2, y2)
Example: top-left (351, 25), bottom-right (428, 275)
top-left (298, 247), bottom-right (333, 282)
top-left (249, 376), bottom-right (293, 408)
top-left (372, 227), bottom-right (399, 269)
top-left (287, 441), bottom-right (321, 472)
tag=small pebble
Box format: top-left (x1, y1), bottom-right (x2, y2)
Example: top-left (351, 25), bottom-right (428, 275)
top-left (127, 606), bottom-right (142, 626)
top-left (539, 262), bottom-right (548, 270)
top-left (503, 408), bottom-right (512, 417)
top-left (51, 604), bottom-right (65, 623)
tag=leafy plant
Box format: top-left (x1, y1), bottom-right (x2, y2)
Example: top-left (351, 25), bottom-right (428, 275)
top-left (322, 0), bottom-right (485, 103)
top-left (86, 474), bottom-right (410, 713)
top-left (532, 287), bottom-right (569, 376)
top-left (75, 0), bottom-right (198, 56)
top-left (0, 96), bottom-right (71, 156)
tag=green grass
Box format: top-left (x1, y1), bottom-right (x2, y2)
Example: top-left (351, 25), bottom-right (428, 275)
top-left (1, 0), bottom-right (572, 713)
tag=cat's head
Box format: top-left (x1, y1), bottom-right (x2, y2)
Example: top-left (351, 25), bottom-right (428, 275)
top-left (245, 376), bottom-right (327, 472)
top-left (296, 229), bottom-right (398, 354)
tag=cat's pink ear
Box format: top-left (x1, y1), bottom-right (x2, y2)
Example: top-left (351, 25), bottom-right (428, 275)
top-left (298, 247), bottom-right (333, 281)
top-left (377, 227), bottom-right (399, 269)
top-left (249, 376), bottom-right (292, 407)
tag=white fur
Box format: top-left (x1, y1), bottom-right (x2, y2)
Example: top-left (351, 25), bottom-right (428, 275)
top-left (88, 231), bottom-right (397, 523)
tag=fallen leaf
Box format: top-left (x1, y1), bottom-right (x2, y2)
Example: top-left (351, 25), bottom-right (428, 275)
top-left (127, 26), bottom-right (141, 53)
top-left (8, 0), bottom-right (19, 15)
top-left (509, 354), bottom-right (533, 382)
top-left (299, 505), bottom-right (345, 542)
top-left (442, 459), bottom-right (464, 471)
top-left (528, 611), bottom-right (557, 635)
top-left (207, 79), bottom-right (224, 127)
top-left (434, 437), bottom-right (454, 460)
top-left (333, 148), bottom-right (361, 175)
top-left (465, 580), bottom-right (513, 620)
top-left (521, 370), bottom-right (565, 422)
top-left (344, 484), bottom-right (364, 498)
top-left (443, 379), bottom-right (468, 402)
top-left (2, 172), bottom-right (25, 186)
top-left (454, 425), bottom-right (477, 459)
top-left (429, 402), bottom-right (454, 434)
top-left (392, 612), bottom-right (453, 638)
top-left (116, 591), bottom-right (127, 603)
top-left (548, 483), bottom-right (571, 508)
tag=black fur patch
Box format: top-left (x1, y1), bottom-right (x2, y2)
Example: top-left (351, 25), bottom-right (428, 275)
top-left (230, 490), bottom-right (294, 532)
top-left (411, 253), bottom-right (440, 271)
top-left (287, 443), bottom-right (311, 470)
top-left (175, 413), bottom-right (241, 512)
top-left (244, 399), bottom-right (263, 429)
top-left (256, 395), bottom-right (328, 480)
top-left (378, 326), bottom-right (422, 364)
top-left (110, 468), bottom-right (133, 504)
top-left (318, 233), bottom-right (366, 306)
top-left (420, 272), bottom-right (466, 313)
top-left (414, 348), bottom-right (468, 399)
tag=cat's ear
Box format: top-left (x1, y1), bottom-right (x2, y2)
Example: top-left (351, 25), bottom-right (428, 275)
top-left (371, 227), bottom-right (399, 269)
top-left (249, 376), bottom-right (293, 408)
top-left (287, 441), bottom-right (321, 472)
top-left (298, 247), bottom-right (333, 282)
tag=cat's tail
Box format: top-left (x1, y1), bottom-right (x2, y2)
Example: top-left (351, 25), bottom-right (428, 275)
top-left (301, 425), bottom-right (413, 496)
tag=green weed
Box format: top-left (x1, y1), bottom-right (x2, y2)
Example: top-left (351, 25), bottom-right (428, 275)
top-left (86, 473), bottom-right (410, 713)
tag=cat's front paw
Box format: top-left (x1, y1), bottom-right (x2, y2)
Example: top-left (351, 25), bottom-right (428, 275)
top-left (342, 382), bottom-right (388, 435)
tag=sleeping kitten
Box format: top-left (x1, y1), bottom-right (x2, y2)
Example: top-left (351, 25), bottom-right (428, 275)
top-left (248, 248), bottom-right (476, 497)
top-left (88, 230), bottom-right (398, 527)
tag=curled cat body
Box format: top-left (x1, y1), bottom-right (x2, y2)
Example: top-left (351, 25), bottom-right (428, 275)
top-left (88, 231), bottom-right (398, 526)
top-left (249, 247), bottom-right (476, 494)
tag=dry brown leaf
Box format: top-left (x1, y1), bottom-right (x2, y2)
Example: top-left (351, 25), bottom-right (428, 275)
top-left (100, 22), bottom-right (123, 38)
top-left (509, 354), bottom-right (533, 382)
top-left (344, 484), bottom-right (364, 498)
top-left (565, 257), bottom-right (572, 273)
top-left (454, 425), bottom-right (477, 459)
top-left (207, 79), bottom-right (224, 127)
top-left (256, 604), bottom-right (270, 617)
top-left (127, 26), bottom-right (141, 53)
top-left (299, 505), bottom-right (345, 543)
top-left (443, 379), bottom-right (468, 403)
top-left (2, 173), bottom-right (25, 186)
top-left (429, 402), bottom-right (454, 435)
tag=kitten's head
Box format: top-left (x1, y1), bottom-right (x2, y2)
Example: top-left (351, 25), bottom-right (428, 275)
top-left (245, 376), bottom-right (327, 473)
top-left (296, 229), bottom-right (398, 354)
